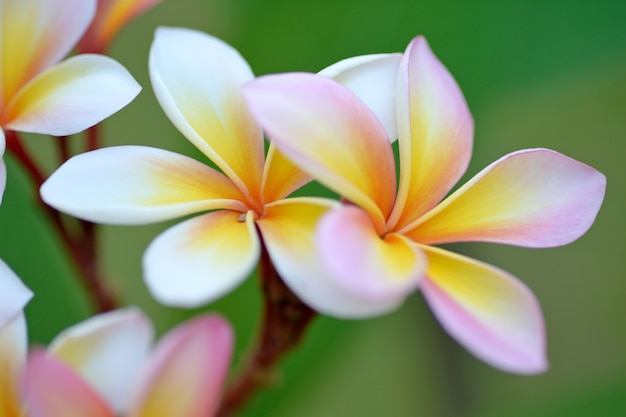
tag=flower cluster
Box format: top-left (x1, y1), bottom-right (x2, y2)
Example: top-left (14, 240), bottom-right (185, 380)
top-left (0, 0), bottom-right (606, 415)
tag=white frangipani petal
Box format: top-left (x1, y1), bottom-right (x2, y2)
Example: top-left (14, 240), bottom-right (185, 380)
top-left (0, 260), bottom-right (33, 328)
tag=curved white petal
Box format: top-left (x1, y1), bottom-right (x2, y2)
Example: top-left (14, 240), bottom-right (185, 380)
top-left (0, 313), bottom-right (27, 415)
top-left (319, 53), bottom-right (402, 141)
top-left (48, 308), bottom-right (154, 414)
top-left (0, 260), bottom-right (33, 329)
top-left (143, 210), bottom-right (260, 307)
top-left (257, 198), bottom-right (404, 318)
top-left (0, 156), bottom-right (6, 205)
top-left (5, 54), bottom-right (140, 136)
top-left (41, 146), bottom-right (247, 225)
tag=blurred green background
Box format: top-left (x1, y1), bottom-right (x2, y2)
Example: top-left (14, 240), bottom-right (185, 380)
top-left (1, 0), bottom-right (625, 416)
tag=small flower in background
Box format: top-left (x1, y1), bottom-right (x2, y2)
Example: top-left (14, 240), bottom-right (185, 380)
top-left (0, 0), bottom-right (140, 203)
top-left (78, 0), bottom-right (164, 54)
top-left (243, 36), bottom-right (606, 373)
top-left (22, 310), bottom-right (233, 417)
top-left (41, 27), bottom-right (389, 317)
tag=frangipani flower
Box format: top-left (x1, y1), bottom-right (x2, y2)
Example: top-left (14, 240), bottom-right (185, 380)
top-left (22, 309), bottom-right (233, 417)
top-left (42, 27), bottom-right (388, 316)
top-left (242, 36), bottom-right (606, 373)
top-left (0, 0), bottom-right (141, 202)
top-left (78, 0), bottom-right (164, 54)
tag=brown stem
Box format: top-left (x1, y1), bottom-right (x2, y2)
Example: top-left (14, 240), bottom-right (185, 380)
top-left (86, 124), bottom-right (99, 152)
top-left (217, 237), bottom-right (317, 417)
top-left (6, 130), bottom-right (116, 313)
top-left (57, 135), bottom-right (71, 163)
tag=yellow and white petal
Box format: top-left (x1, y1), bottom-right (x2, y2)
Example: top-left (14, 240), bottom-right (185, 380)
top-left (21, 350), bottom-right (115, 417)
top-left (420, 245), bottom-right (547, 374)
top-left (261, 142), bottom-right (311, 203)
top-left (149, 27), bottom-right (264, 200)
top-left (0, 314), bottom-right (27, 417)
top-left (316, 205), bottom-right (426, 302)
top-left (48, 308), bottom-right (154, 414)
top-left (319, 53), bottom-right (402, 142)
top-left (0, 0), bottom-right (95, 105)
top-left (5, 54), bottom-right (140, 136)
top-left (405, 149), bottom-right (607, 247)
top-left (129, 314), bottom-right (233, 417)
top-left (41, 145), bottom-right (247, 225)
top-left (0, 260), bottom-right (33, 329)
top-left (389, 36), bottom-right (474, 230)
top-left (257, 198), bottom-right (404, 318)
top-left (244, 73), bottom-right (397, 233)
top-left (143, 210), bottom-right (260, 307)
top-left (79, 0), bottom-right (163, 53)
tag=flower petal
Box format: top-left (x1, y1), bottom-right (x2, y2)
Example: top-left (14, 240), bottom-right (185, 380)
top-left (0, 157), bottom-right (5, 205)
top-left (130, 314), bottom-right (233, 417)
top-left (143, 210), bottom-right (260, 307)
top-left (405, 149), bottom-right (607, 247)
top-left (41, 145), bottom-right (247, 225)
top-left (0, 259), bottom-right (33, 329)
top-left (5, 54), bottom-right (140, 136)
top-left (319, 53), bottom-right (402, 141)
top-left (389, 36), bottom-right (474, 230)
top-left (244, 72), bottom-right (396, 233)
top-left (257, 198), bottom-right (404, 318)
top-left (21, 350), bottom-right (115, 417)
top-left (48, 308), bottom-right (154, 414)
top-left (261, 142), bottom-right (311, 202)
top-left (420, 245), bottom-right (547, 374)
top-left (79, 0), bottom-right (163, 53)
top-left (0, 0), bottom-right (95, 105)
top-left (317, 205), bottom-right (426, 303)
top-left (150, 27), bottom-right (264, 201)
top-left (0, 314), bottom-right (27, 417)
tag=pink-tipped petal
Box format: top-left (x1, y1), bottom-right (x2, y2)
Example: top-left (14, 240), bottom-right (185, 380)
top-left (5, 54), bottom-right (140, 136)
top-left (0, 314), bottom-right (27, 416)
top-left (389, 36), bottom-right (474, 230)
top-left (244, 73), bottom-right (396, 232)
top-left (319, 53), bottom-right (402, 141)
top-left (41, 146), bottom-right (246, 225)
top-left (258, 198), bottom-right (403, 318)
top-left (421, 245), bottom-right (547, 374)
top-left (0, 0), bottom-right (95, 105)
top-left (130, 314), bottom-right (233, 417)
top-left (261, 142), bottom-right (312, 202)
top-left (143, 210), bottom-right (260, 307)
top-left (317, 205), bottom-right (426, 303)
top-left (79, 0), bottom-right (163, 53)
top-left (48, 308), bottom-right (154, 414)
top-left (405, 149), bottom-right (606, 247)
top-left (22, 350), bottom-right (115, 417)
top-left (150, 27), bottom-right (264, 199)
top-left (0, 260), bottom-right (33, 329)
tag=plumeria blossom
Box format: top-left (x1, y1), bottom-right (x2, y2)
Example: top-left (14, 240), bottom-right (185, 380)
top-left (242, 36), bottom-right (606, 374)
top-left (40, 27), bottom-right (395, 316)
top-left (78, 0), bottom-right (164, 53)
top-left (22, 309), bottom-right (233, 417)
top-left (0, 0), bottom-right (141, 202)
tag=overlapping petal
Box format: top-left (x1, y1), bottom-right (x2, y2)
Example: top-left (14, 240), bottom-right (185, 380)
top-left (41, 145), bottom-right (247, 225)
top-left (257, 199), bottom-right (403, 318)
top-left (0, 314), bottom-right (27, 417)
top-left (130, 314), bottom-right (233, 417)
top-left (48, 308), bottom-right (154, 414)
top-left (0, 260), bottom-right (33, 328)
top-left (261, 142), bottom-right (311, 202)
top-left (79, 0), bottom-right (163, 53)
top-left (21, 350), bottom-right (115, 417)
top-left (405, 149), bottom-right (607, 247)
top-left (143, 210), bottom-right (260, 307)
top-left (389, 36), bottom-right (474, 230)
top-left (4, 54), bottom-right (140, 136)
top-left (319, 53), bottom-right (402, 141)
top-left (244, 73), bottom-right (396, 232)
top-left (150, 27), bottom-right (264, 201)
top-left (0, 0), bottom-right (95, 106)
top-left (420, 245), bottom-right (547, 374)
top-left (316, 205), bottom-right (426, 302)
